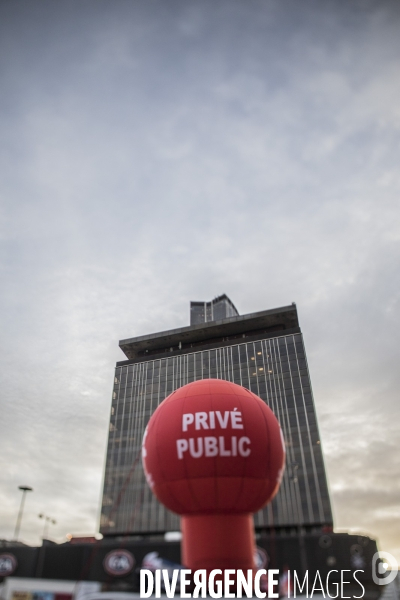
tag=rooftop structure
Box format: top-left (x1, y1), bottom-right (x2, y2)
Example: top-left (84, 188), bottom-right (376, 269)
top-left (119, 303), bottom-right (298, 362)
top-left (190, 294), bottom-right (239, 325)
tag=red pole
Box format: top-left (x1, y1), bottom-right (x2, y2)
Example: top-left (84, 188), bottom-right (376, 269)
top-left (181, 513), bottom-right (256, 571)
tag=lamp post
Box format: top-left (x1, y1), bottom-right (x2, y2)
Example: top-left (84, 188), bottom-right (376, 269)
top-left (38, 514), bottom-right (57, 540)
top-left (14, 485), bottom-right (33, 542)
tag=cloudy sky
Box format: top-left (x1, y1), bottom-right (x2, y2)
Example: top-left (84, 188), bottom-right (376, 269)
top-left (1, 0), bottom-right (399, 562)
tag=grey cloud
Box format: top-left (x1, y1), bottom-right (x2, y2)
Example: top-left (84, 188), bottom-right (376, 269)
top-left (0, 0), bottom-right (399, 559)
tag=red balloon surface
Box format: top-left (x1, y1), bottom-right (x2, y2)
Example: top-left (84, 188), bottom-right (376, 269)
top-left (142, 379), bottom-right (285, 515)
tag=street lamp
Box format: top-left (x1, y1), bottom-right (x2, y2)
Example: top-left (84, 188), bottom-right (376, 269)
top-left (14, 485), bottom-right (33, 542)
top-left (38, 514), bottom-right (57, 540)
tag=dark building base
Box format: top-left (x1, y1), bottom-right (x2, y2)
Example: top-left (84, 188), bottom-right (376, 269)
top-left (1, 532), bottom-right (384, 598)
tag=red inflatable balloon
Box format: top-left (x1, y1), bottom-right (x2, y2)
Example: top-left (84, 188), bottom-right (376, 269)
top-left (142, 378), bottom-right (285, 572)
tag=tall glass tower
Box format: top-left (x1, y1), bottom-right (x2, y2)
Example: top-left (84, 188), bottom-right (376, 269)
top-left (100, 300), bottom-right (333, 536)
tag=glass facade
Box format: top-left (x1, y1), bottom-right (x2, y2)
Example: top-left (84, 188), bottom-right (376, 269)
top-left (100, 332), bottom-right (332, 535)
top-left (190, 294), bottom-right (239, 325)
